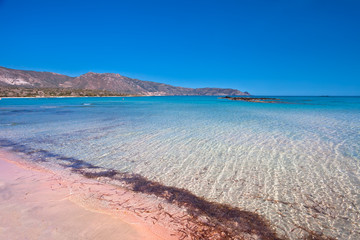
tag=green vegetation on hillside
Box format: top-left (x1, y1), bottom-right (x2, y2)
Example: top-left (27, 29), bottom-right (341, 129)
top-left (0, 86), bottom-right (132, 98)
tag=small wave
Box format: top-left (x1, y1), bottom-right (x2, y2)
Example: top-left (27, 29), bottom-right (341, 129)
top-left (0, 122), bottom-right (19, 126)
top-left (41, 106), bottom-right (60, 109)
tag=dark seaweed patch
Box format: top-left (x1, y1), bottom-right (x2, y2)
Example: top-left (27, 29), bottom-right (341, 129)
top-left (73, 167), bottom-right (334, 240)
top-left (72, 166), bottom-right (280, 240)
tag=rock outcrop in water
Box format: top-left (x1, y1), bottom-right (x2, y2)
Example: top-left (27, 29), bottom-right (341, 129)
top-left (220, 96), bottom-right (281, 103)
top-left (0, 66), bottom-right (250, 96)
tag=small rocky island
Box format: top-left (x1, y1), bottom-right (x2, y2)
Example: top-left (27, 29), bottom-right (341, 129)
top-left (220, 96), bottom-right (282, 103)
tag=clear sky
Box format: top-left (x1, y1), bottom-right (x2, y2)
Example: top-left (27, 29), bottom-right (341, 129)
top-left (0, 0), bottom-right (359, 95)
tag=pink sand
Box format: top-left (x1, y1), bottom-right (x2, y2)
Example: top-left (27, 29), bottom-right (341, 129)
top-left (0, 150), bottom-right (183, 240)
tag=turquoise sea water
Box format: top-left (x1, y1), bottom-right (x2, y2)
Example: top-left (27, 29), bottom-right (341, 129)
top-left (1, 96), bottom-right (359, 239)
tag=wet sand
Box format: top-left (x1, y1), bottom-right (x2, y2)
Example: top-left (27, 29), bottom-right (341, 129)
top-left (0, 150), bottom-right (177, 240)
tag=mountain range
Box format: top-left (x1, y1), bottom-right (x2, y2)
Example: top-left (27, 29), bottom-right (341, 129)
top-left (0, 66), bottom-right (249, 96)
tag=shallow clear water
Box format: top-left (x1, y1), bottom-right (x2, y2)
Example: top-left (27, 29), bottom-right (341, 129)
top-left (1, 96), bottom-right (360, 239)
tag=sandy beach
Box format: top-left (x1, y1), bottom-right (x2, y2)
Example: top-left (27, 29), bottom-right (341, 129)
top-left (0, 150), bottom-right (178, 240)
top-left (0, 148), bottom-right (283, 240)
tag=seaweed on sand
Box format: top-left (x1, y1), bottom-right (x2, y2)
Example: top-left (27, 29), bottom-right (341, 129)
top-left (75, 167), bottom-right (336, 240)
top-left (75, 167), bottom-right (280, 240)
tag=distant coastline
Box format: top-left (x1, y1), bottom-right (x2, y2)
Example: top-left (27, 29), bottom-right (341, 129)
top-left (0, 66), bottom-right (250, 97)
top-left (0, 86), bottom-right (132, 98)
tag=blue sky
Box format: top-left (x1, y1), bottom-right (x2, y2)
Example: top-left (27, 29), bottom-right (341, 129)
top-left (0, 0), bottom-right (359, 95)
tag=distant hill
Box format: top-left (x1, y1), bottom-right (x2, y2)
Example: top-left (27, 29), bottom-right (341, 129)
top-left (0, 66), bottom-right (249, 96)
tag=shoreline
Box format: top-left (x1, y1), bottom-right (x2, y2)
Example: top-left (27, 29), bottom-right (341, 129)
top-left (0, 148), bottom-right (282, 240)
top-left (0, 95), bottom-right (251, 99)
top-left (0, 149), bottom-right (179, 240)
top-left (0, 95), bottom-right (140, 99)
